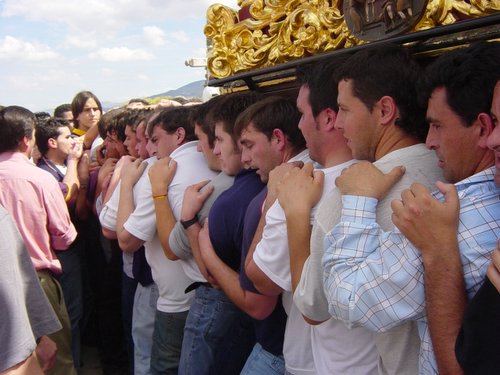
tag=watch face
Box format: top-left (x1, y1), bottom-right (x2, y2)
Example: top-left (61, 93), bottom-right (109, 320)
top-left (343, 0), bottom-right (427, 41)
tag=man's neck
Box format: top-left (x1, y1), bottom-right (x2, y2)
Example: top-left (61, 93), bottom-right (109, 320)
top-left (473, 150), bottom-right (495, 176)
top-left (323, 150), bottom-right (353, 168)
top-left (282, 146), bottom-right (305, 163)
top-left (46, 150), bottom-right (66, 166)
top-left (374, 126), bottom-right (420, 161)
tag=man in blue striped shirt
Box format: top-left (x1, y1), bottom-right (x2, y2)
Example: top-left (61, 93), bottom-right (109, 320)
top-left (322, 42), bottom-right (500, 375)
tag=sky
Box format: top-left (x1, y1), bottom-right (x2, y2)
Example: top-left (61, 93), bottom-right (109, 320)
top-left (0, 0), bottom-right (239, 112)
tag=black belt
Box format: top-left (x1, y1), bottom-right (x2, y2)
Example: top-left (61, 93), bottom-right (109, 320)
top-left (185, 281), bottom-right (212, 294)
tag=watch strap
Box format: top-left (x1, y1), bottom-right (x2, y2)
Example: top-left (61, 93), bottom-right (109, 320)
top-left (181, 216), bottom-right (198, 229)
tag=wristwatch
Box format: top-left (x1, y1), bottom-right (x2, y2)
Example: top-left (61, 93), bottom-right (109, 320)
top-left (180, 216), bottom-right (198, 229)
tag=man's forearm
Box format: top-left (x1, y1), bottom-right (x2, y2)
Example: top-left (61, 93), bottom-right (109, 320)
top-left (153, 195), bottom-right (178, 260)
top-left (203, 249), bottom-right (276, 319)
top-left (245, 212), bottom-right (266, 270)
top-left (284, 208), bottom-right (312, 292)
top-left (186, 224), bottom-right (211, 280)
top-left (422, 247), bottom-right (465, 375)
top-left (63, 158), bottom-right (80, 203)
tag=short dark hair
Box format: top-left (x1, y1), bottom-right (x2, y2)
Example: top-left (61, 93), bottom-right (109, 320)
top-left (425, 41), bottom-right (500, 127)
top-left (0, 106), bottom-right (36, 153)
top-left (53, 104), bottom-right (72, 118)
top-left (210, 91), bottom-right (263, 142)
top-left (35, 112), bottom-right (51, 125)
top-left (71, 91), bottom-right (102, 129)
top-left (337, 44), bottom-right (428, 141)
top-left (149, 107), bottom-right (196, 142)
top-left (132, 108), bottom-right (155, 130)
top-left (106, 109), bottom-right (132, 142)
top-left (296, 56), bottom-right (350, 117)
top-left (191, 95), bottom-right (226, 148)
top-left (35, 118), bottom-right (72, 156)
top-left (96, 108), bottom-right (126, 139)
top-left (234, 96), bottom-right (306, 151)
top-left (128, 98), bottom-right (149, 106)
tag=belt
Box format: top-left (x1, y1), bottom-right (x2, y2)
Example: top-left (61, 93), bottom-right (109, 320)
top-left (36, 268), bottom-right (54, 277)
top-left (185, 281), bottom-right (212, 294)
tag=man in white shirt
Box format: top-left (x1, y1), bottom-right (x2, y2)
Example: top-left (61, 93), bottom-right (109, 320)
top-left (99, 107), bottom-right (217, 374)
top-left (245, 59), bottom-right (379, 374)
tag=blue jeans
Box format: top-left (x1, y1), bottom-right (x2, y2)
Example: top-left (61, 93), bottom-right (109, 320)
top-left (132, 283), bottom-right (158, 375)
top-left (150, 309), bottom-right (188, 375)
top-left (178, 285), bottom-right (255, 375)
top-left (241, 343), bottom-right (285, 375)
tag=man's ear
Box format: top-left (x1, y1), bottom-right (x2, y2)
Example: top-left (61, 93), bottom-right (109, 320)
top-left (475, 112), bottom-right (494, 149)
top-left (48, 137), bottom-right (58, 150)
top-left (271, 128), bottom-right (286, 151)
top-left (18, 136), bottom-right (30, 152)
top-left (377, 96), bottom-right (398, 126)
top-left (176, 127), bottom-right (186, 145)
top-left (319, 107), bottom-right (337, 131)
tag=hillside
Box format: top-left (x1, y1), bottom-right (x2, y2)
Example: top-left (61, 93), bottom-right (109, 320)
top-left (149, 80), bottom-right (205, 99)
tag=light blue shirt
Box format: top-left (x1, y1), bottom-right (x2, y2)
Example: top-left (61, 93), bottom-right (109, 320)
top-left (322, 167), bottom-right (500, 375)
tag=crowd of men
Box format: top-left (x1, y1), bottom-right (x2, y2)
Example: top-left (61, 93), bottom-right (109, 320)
top-left (0, 41), bottom-right (499, 375)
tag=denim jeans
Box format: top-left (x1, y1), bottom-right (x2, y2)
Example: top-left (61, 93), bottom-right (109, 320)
top-left (178, 285), bottom-right (255, 375)
top-left (150, 309), bottom-right (188, 375)
top-left (241, 343), bottom-right (285, 375)
top-left (132, 283), bottom-right (158, 375)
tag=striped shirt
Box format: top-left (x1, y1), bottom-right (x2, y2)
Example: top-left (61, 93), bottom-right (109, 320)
top-left (323, 167), bottom-right (500, 374)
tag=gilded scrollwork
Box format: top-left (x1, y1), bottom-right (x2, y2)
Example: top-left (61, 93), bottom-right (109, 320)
top-left (205, 0), bottom-right (500, 79)
top-left (415, 0), bottom-right (500, 29)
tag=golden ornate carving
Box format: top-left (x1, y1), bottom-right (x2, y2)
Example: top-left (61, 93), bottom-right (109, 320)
top-left (205, 0), bottom-right (499, 79)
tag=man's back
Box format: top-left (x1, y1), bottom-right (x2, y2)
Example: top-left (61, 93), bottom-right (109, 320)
top-left (299, 144), bottom-right (442, 374)
top-left (0, 151), bottom-right (76, 273)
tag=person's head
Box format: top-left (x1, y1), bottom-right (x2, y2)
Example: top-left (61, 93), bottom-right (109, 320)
top-left (71, 91), bottom-right (102, 131)
top-left (53, 104), bottom-right (74, 128)
top-left (0, 106), bottom-right (37, 157)
top-left (145, 110), bottom-right (161, 157)
top-left (96, 108), bottom-right (127, 159)
top-left (235, 96), bottom-right (305, 182)
top-left (135, 121), bottom-right (148, 158)
top-left (127, 98), bottom-right (149, 109)
top-left (35, 118), bottom-right (74, 163)
top-left (487, 81), bottom-right (500, 186)
top-left (210, 91), bottom-right (263, 175)
top-left (124, 108), bottom-right (153, 159)
top-left (192, 95), bottom-right (226, 171)
top-left (34, 112), bottom-right (51, 125)
top-left (295, 57), bottom-right (351, 165)
top-left (335, 45), bottom-right (426, 161)
top-left (424, 42), bottom-right (500, 183)
top-left (118, 109), bottom-right (142, 157)
top-left (148, 107), bottom-right (195, 159)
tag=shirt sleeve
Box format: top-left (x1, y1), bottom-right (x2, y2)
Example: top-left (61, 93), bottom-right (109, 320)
top-left (99, 181), bottom-right (120, 231)
top-left (322, 195), bottom-right (426, 332)
top-left (169, 222), bottom-right (192, 260)
top-left (123, 170), bottom-right (156, 242)
top-left (253, 201), bottom-right (291, 292)
top-left (45, 180), bottom-right (77, 250)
